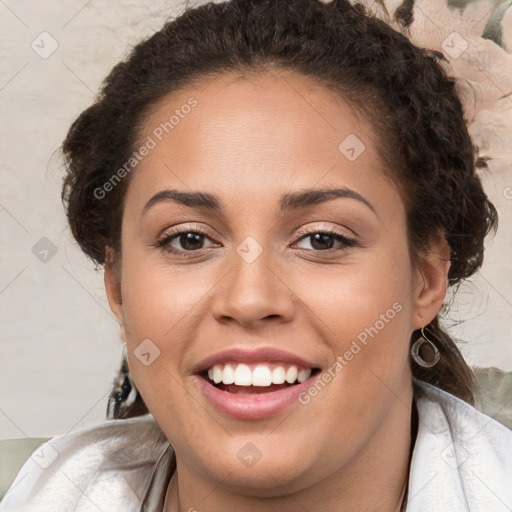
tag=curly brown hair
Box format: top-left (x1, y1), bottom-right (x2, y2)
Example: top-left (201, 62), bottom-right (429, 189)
top-left (61, 0), bottom-right (498, 418)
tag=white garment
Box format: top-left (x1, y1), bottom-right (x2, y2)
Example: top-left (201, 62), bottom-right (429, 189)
top-left (1, 379), bottom-right (511, 511)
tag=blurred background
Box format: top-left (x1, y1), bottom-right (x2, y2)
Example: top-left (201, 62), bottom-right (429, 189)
top-left (1, 0), bottom-right (511, 440)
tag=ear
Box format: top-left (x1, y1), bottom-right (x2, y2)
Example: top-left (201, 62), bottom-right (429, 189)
top-left (104, 246), bottom-right (127, 343)
top-left (411, 232), bottom-right (451, 331)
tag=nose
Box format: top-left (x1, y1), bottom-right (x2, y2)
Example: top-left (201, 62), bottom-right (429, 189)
top-left (210, 241), bottom-right (295, 330)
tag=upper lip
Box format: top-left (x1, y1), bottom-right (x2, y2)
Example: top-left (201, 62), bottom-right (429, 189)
top-left (191, 347), bottom-right (320, 374)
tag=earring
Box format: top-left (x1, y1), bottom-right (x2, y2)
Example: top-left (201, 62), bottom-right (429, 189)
top-left (114, 344), bottom-right (133, 404)
top-left (411, 327), bottom-right (440, 368)
top-left (107, 343), bottom-right (136, 419)
top-left (122, 342), bottom-right (128, 370)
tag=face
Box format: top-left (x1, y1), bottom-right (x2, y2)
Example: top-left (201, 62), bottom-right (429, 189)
top-left (105, 70), bottom-right (449, 498)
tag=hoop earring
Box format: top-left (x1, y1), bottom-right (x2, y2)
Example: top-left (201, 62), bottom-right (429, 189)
top-left (411, 327), bottom-right (440, 368)
top-left (114, 343), bottom-right (133, 403)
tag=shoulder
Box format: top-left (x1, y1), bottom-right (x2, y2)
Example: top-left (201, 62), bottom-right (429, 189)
top-left (407, 379), bottom-right (512, 512)
top-left (0, 414), bottom-right (170, 512)
top-left (415, 378), bottom-right (512, 439)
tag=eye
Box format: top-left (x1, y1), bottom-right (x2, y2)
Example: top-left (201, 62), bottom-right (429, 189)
top-left (156, 225), bottom-right (219, 253)
top-left (292, 229), bottom-right (357, 252)
top-left (155, 224), bottom-right (357, 255)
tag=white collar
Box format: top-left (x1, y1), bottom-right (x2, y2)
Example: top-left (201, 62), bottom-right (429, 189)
top-left (407, 379), bottom-right (512, 511)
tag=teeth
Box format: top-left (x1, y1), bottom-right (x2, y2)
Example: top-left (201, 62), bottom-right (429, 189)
top-left (285, 366), bottom-right (298, 384)
top-left (298, 368), bottom-right (311, 383)
top-left (234, 363), bottom-right (252, 386)
top-left (206, 363), bottom-right (312, 387)
top-left (252, 365), bottom-right (272, 386)
top-left (213, 365), bottom-right (222, 384)
top-left (272, 366), bottom-right (286, 384)
top-left (222, 364), bottom-right (235, 384)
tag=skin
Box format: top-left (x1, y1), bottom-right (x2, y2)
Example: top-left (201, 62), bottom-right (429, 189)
top-left (104, 69), bottom-right (450, 512)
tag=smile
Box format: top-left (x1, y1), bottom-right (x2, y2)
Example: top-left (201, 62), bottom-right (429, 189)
top-left (206, 362), bottom-right (314, 390)
top-left (193, 363), bottom-right (320, 421)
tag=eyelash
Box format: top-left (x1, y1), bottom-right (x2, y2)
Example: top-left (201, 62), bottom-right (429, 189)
top-left (156, 223), bottom-right (357, 255)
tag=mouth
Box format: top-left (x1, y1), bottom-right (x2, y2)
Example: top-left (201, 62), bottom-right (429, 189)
top-left (192, 347), bottom-right (323, 419)
top-left (199, 362), bottom-right (322, 395)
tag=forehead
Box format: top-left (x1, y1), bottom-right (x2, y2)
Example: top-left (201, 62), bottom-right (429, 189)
top-left (139, 69), bottom-right (371, 155)
top-left (125, 70), bottom-right (401, 221)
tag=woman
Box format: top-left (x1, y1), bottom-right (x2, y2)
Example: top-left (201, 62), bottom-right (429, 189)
top-left (2, 0), bottom-right (511, 510)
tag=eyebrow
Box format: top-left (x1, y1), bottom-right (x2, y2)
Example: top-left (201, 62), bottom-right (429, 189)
top-left (142, 186), bottom-right (377, 217)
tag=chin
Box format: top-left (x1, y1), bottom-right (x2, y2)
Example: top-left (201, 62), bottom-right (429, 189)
top-left (203, 455), bottom-right (312, 495)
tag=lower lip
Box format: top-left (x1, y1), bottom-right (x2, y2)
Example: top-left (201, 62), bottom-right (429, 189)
top-left (194, 375), bottom-right (316, 420)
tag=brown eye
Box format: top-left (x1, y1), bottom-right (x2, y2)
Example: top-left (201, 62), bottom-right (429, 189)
top-left (157, 228), bottom-right (218, 254)
top-left (293, 230), bottom-right (356, 252)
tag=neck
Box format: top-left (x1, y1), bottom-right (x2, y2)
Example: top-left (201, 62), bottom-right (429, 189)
top-left (165, 385), bottom-right (416, 512)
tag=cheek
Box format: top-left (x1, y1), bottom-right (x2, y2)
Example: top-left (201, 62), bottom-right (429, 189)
top-left (293, 244), bottom-right (414, 404)
top-left (118, 250), bottom-right (222, 407)
top-left (120, 254), bottom-right (211, 341)
top-left (293, 248), bottom-right (412, 341)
